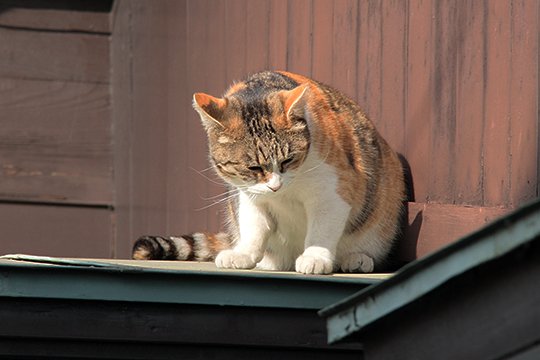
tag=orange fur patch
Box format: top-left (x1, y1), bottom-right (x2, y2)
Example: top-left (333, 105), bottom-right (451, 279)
top-left (225, 81), bottom-right (247, 96)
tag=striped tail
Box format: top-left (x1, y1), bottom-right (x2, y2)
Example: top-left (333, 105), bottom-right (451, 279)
top-left (132, 232), bottom-right (231, 261)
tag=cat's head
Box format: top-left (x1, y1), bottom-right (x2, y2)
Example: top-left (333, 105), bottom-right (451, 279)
top-left (192, 85), bottom-right (310, 195)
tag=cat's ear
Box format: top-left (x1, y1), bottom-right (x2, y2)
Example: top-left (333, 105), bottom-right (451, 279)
top-left (193, 93), bottom-right (227, 130)
top-left (282, 84), bottom-right (308, 120)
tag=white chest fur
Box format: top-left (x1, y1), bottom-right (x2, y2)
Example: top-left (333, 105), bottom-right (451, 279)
top-left (243, 150), bottom-right (349, 271)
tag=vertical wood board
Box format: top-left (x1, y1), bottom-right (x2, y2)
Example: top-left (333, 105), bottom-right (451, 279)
top-left (111, 0), bottom-right (133, 258)
top-left (482, 0), bottom-right (512, 207)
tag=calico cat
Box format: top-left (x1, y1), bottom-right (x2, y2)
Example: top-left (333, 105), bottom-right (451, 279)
top-left (132, 71), bottom-right (405, 274)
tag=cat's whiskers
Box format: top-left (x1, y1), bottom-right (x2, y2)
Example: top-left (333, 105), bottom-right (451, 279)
top-left (198, 165), bottom-right (216, 173)
top-left (302, 150), bottom-right (330, 174)
top-left (197, 183), bottom-right (255, 209)
top-left (200, 188), bottom-right (238, 201)
top-left (190, 167), bottom-right (226, 186)
top-left (283, 150), bottom-right (331, 189)
top-left (195, 191), bottom-right (240, 211)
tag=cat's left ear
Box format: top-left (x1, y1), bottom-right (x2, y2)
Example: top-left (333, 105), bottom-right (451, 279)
top-left (282, 84), bottom-right (308, 120)
top-left (192, 93), bottom-right (227, 130)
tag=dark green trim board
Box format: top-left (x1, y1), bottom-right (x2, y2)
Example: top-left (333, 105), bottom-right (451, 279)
top-left (320, 199), bottom-right (540, 344)
top-left (0, 256), bottom-right (386, 310)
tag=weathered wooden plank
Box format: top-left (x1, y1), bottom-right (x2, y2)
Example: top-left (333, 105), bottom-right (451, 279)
top-left (0, 28), bottom-right (109, 83)
top-left (357, 0), bottom-right (382, 124)
top-left (483, 0), bottom-right (512, 207)
top-left (112, 0), bottom-right (193, 258)
top-left (454, 0), bottom-right (485, 205)
top-left (246, 0), bottom-right (270, 73)
top-left (379, 0), bottom-right (407, 153)
top-left (0, 203), bottom-right (112, 258)
top-left (0, 0), bottom-right (111, 33)
top-left (508, 0), bottom-right (538, 206)
top-left (111, 0), bottom-right (134, 258)
top-left (405, 0), bottom-right (433, 204)
top-left (186, 0), bottom-right (221, 234)
top-left (268, 0), bottom-right (288, 70)
top-left (428, 0), bottom-right (458, 204)
top-left (129, 1), bottom-right (170, 237)
top-left (332, 0), bottom-right (358, 100)
top-left (165, 1), bottom-right (190, 239)
top-left (225, 0), bottom-right (247, 82)
top-left (0, 78), bottom-right (112, 205)
top-left (399, 202), bottom-right (509, 261)
top-left (311, 0), bottom-right (333, 84)
top-left (204, 0), bottom-right (228, 232)
top-left (287, 0), bottom-right (313, 76)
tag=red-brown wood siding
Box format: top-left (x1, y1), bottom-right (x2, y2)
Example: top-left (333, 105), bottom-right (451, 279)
top-left (112, 0), bottom-right (539, 260)
top-left (2, 0), bottom-right (538, 261)
top-left (0, 1), bottom-right (114, 257)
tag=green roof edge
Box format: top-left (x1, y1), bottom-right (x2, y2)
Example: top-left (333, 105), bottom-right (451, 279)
top-left (320, 199), bottom-right (540, 343)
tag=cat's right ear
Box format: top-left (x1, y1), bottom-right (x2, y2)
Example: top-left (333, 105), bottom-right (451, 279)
top-left (282, 84), bottom-right (308, 120)
top-left (192, 93), bottom-right (227, 130)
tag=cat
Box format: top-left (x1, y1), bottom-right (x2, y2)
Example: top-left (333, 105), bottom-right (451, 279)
top-left (132, 70), bottom-right (405, 275)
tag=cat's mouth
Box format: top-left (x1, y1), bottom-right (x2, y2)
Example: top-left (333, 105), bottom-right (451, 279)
top-left (246, 185), bottom-right (282, 196)
top-left (246, 175), bottom-right (285, 195)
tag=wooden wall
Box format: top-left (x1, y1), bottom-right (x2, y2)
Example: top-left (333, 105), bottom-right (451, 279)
top-left (112, 0), bottom-right (539, 260)
top-left (0, 1), bottom-right (114, 257)
top-left (1, 0), bottom-right (538, 261)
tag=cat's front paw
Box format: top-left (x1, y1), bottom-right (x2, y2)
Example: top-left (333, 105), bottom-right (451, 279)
top-left (215, 250), bottom-right (257, 269)
top-left (295, 254), bottom-right (334, 275)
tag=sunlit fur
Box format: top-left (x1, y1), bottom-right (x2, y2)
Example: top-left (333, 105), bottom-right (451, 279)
top-left (133, 71), bottom-right (405, 275)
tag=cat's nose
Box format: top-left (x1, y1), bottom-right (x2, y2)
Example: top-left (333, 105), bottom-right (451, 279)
top-left (266, 173), bottom-right (282, 192)
top-left (267, 183), bottom-right (282, 192)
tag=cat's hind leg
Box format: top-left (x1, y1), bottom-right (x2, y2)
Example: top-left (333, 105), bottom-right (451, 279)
top-left (339, 252), bottom-right (375, 273)
top-left (336, 224), bottom-right (393, 273)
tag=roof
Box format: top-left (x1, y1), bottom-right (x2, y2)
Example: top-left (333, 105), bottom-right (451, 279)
top-left (320, 199), bottom-right (540, 344)
top-left (0, 254), bottom-right (388, 310)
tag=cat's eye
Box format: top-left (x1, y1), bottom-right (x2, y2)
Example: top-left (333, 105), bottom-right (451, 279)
top-left (280, 158), bottom-right (294, 172)
top-left (247, 165), bottom-right (263, 173)
top-left (216, 163), bottom-right (236, 176)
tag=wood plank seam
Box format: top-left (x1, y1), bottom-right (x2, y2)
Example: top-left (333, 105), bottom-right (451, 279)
top-left (0, 24), bottom-right (110, 36)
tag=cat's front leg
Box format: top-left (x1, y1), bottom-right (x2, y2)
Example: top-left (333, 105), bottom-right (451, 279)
top-left (215, 192), bottom-right (272, 270)
top-left (296, 195), bottom-right (351, 275)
